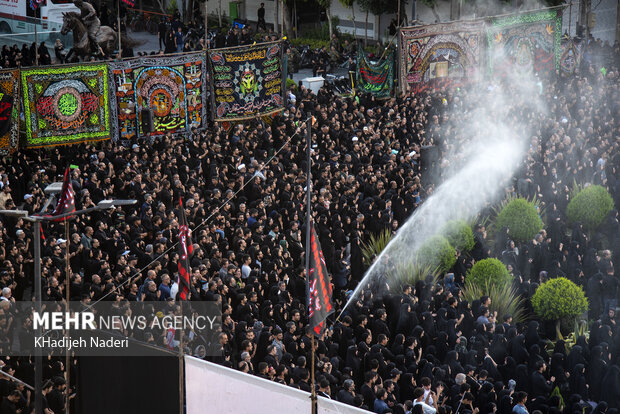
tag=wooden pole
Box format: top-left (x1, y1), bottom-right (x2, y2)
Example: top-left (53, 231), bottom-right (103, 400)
top-left (64, 220), bottom-right (70, 414)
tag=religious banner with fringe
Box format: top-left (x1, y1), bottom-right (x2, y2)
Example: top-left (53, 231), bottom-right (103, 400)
top-left (208, 41), bottom-right (284, 122)
top-left (21, 64), bottom-right (110, 148)
top-left (357, 49), bottom-right (394, 98)
top-left (108, 52), bottom-right (207, 141)
top-left (0, 69), bottom-right (19, 155)
top-left (486, 8), bottom-right (562, 78)
top-left (559, 37), bottom-right (583, 75)
top-left (399, 21), bottom-right (484, 95)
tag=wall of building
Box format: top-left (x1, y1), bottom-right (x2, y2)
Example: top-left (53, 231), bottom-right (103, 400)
top-left (204, 0), bottom-right (618, 44)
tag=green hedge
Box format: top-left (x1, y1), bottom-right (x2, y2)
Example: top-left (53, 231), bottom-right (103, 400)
top-left (286, 78), bottom-right (297, 90)
top-left (442, 220), bottom-right (474, 253)
top-left (290, 38), bottom-right (330, 49)
top-left (417, 235), bottom-right (456, 274)
top-left (532, 277), bottom-right (588, 321)
top-left (495, 198), bottom-right (543, 243)
top-left (466, 258), bottom-right (512, 292)
top-left (566, 185), bottom-right (614, 232)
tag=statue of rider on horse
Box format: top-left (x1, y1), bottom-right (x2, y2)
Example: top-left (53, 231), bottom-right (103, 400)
top-left (61, 0), bottom-right (137, 61)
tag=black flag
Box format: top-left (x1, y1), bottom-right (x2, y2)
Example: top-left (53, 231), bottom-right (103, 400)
top-left (308, 223), bottom-right (334, 335)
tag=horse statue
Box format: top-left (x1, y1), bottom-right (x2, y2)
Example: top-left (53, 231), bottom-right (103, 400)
top-left (60, 12), bottom-right (118, 60)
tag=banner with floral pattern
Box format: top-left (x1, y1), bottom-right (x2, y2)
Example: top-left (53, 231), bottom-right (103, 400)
top-left (108, 53), bottom-right (207, 141)
top-left (21, 64), bottom-right (110, 148)
top-left (399, 21), bottom-right (484, 94)
top-left (0, 69), bottom-right (19, 155)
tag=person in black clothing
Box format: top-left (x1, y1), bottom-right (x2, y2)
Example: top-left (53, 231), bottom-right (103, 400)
top-left (529, 361), bottom-right (554, 400)
top-left (47, 377), bottom-right (66, 414)
top-left (257, 3), bottom-right (266, 32)
top-left (0, 390), bottom-right (20, 414)
top-left (158, 19), bottom-right (168, 50)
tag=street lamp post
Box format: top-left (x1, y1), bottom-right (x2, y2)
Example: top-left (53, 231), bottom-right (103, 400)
top-left (0, 193), bottom-right (136, 414)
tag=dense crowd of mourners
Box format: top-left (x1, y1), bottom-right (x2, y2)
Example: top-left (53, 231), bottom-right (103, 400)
top-left (0, 30), bottom-right (619, 413)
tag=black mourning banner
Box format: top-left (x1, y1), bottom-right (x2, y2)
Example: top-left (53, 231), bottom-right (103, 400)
top-left (308, 224), bottom-right (334, 336)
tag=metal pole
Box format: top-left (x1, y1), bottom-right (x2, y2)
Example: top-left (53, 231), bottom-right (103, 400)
top-left (34, 220), bottom-right (42, 414)
top-left (34, 15), bottom-right (38, 66)
top-left (569, 1), bottom-right (572, 36)
top-left (304, 118), bottom-right (316, 414)
top-left (65, 220), bottom-right (70, 414)
top-left (397, 0), bottom-right (400, 28)
top-left (204, 0), bottom-right (208, 49)
top-left (310, 334), bottom-right (316, 414)
top-left (179, 344), bottom-right (184, 414)
top-left (281, 0), bottom-right (284, 37)
top-left (117, 0), bottom-right (122, 58)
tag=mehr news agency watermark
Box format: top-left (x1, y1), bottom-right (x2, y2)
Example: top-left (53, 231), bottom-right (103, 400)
top-left (4, 302), bottom-right (222, 357)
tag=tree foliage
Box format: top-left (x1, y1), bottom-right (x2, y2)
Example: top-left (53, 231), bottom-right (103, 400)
top-left (465, 258), bottom-right (512, 292)
top-left (495, 197), bottom-right (543, 243)
top-left (442, 220), bottom-right (475, 254)
top-left (566, 185), bottom-right (614, 232)
top-left (532, 277), bottom-right (588, 321)
top-left (417, 235), bottom-right (456, 274)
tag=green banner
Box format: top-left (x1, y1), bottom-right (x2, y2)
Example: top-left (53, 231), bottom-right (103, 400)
top-left (357, 50), bottom-right (394, 98)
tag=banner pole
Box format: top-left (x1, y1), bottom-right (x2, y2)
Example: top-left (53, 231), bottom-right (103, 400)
top-left (65, 220), bottom-right (71, 414)
top-left (305, 117), bottom-right (315, 414)
top-left (117, 0), bottom-right (122, 58)
top-left (311, 334), bottom-right (317, 414)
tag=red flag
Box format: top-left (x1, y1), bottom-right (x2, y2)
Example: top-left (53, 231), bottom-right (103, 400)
top-left (308, 223), bottom-right (334, 335)
top-left (177, 198), bottom-right (193, 301)
top-left (50, 167), bottom-right (75, 222)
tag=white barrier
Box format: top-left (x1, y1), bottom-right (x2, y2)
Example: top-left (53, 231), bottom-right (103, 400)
top-left (184, 356), bottom-right (370, 414)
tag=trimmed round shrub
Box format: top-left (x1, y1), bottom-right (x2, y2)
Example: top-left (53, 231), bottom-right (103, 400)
top-left (495, 198), bottom-right (543, 243)
top-left (466, 258), bottom-right (511, 291)
top-left (417, 235), bottom-right (456, 274)
top-left (442, 220), bottom-right (475, 253)
top-left (532, 277), bottom-right (588, 321)
top-left (566, 185), bottom-right (614, 232)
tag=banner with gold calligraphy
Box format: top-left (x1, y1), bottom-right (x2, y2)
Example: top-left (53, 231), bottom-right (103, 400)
top-left (208, 41), bottom-right (284, 122)
top-left (0, 69), bottom-right (19, 155)
top-left (108, 53), bottom-right (207, 141)
top-left (486, 9), bottom-right (562, 78)
top-left (21, 64), bottom-right (110, 148)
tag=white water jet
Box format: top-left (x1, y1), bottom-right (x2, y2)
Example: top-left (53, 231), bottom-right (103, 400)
top-left (341, 81), bottom-right (543, 314)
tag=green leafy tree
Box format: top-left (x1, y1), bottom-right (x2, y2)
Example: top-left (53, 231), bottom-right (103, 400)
top-left (466, 258), bottom-right (512, 292)
top-left (566, 185), bottom-right (614, 232)
top-left (417, 235), bottom-right (456, 274)
top-left (532, 277), bottom-right (588, 337)
top-left (495, 198), bottom-right (543, 244)
top-left (442, 220), bottom-right (474, 254)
